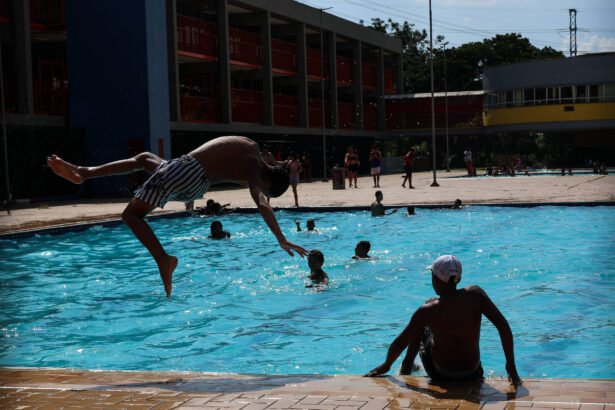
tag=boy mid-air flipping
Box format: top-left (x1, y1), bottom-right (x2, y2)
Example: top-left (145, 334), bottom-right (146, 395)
top-left (48, 136), bottom-right (308, 298)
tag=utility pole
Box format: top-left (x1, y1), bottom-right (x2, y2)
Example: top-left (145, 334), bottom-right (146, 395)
top-left (429, 0), bottom-right (439, 187)
top-left (442, 41), bottom-right (450, 172)
top-left (569, 9), bottom-right (577, 57)
top-left (319, 7), bottom-right (332, 181)
top-left (0, 38), bottom-right (11, 215)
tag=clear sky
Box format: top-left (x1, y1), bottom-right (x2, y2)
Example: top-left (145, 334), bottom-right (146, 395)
top-left (299, 0), bottom-right (615, 55)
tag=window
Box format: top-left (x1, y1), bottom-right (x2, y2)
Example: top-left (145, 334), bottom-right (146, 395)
top-left (505, 90), bottom-right (514, 107)
top-left (514, 90), bottom-right (523, 106)
top-left (605, 83), bottom-right (615, 102)
top-left (547, 87), bottom-right (560, 104)
top-left (535, 88), bottom-right (546, 105)
top-left (523, 89), bottom-right (535, 106)
top-left (575, 85), bottom-right (587, 103)
top-left (588, 84), bottom-right (600, 102)
top-left (498, 91), bottom-right (506, 107)
top-left (486, 93), bottom-right (498, 109)
top-left (561, 86), bottom-right (573, 104)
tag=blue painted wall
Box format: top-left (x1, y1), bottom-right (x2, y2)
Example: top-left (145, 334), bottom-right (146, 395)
top-left (67, 0), bottom-right (170, 195)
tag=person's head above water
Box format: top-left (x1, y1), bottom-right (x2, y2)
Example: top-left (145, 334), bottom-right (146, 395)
top-left (306, 219), bottom-right (316, 231)
top-left (407, 206), bottom-right (415, 215)
top-left (354, 240), bottom-right (371, 258)
top-left (428, 255), bottom-right (462, 294)
top-left (375, 190), bottom-right (383, 202)
top-left (262, 165), bottom-right (290, 198)
top-left (307, 249), bottom-right (325, 270)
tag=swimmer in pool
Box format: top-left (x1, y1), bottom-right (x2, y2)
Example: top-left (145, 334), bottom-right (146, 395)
top-left (306, 249), bottom-right (329, 287)
top-left (352, 240), bottom-right (372, 259)
top-left (48, 136), bottom-right (308, 298)
top-left (208, 220), bottom-right (230, 240)
top-left (371, 191), bottom-right (398, 217)
top-left (366, 255), bottom-right (522, 388)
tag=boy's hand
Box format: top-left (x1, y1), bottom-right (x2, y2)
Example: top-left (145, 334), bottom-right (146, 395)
top-left (279, 239), bottom-right (308, 257)
top-left (364, 363), bottom-right (390, 377)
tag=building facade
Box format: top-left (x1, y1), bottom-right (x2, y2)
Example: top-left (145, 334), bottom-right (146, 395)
top-left (1, 0), bottom-right (402, 200)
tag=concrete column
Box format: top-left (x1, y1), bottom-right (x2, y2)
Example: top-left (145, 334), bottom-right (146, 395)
top-left (353, 40), bottom-right (363, 130)
top-left (327, 32), bottom-right (338, 129)
top-left (166, 0), bottom-right (180, 122)
top-left (12, 0), bottom-right (33, 114)
top-left (396, 53), bottom-right (404, 93)
top-left (217, 0), bottom-right (231, 123)
top-left (296, 23), bottom-right (308, 128)
top-left (376, 48), bottom-right (385, 130)
top-left (260, 11), bottom-right (273, 126)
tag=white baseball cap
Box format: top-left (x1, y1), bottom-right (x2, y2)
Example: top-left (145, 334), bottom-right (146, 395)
top-left (427, 255), bottom-right (462, 284)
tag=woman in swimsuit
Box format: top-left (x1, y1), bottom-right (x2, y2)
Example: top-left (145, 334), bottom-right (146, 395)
top-left (286, 152), bottom-right (303, 207)
top-left (344, 145), bottom-right (360, 188)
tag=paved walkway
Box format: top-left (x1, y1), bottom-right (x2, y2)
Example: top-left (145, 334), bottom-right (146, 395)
top-left (1, 368), bottom-right (614, 409)
top-left (1, 170), bottom-right (614, 234)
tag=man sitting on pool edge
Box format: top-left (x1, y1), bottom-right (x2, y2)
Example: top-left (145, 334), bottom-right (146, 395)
top-left (366, 255), bottom-right (522, 388)
top-left (47, 136), bottom-right (308, 298)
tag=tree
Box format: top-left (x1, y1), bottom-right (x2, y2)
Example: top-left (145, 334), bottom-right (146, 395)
top-left (365, 20), bottom-right (564, 93)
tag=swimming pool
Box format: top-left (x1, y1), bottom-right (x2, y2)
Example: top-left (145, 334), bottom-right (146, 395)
top-left (1, 206), bottom-right (614, 379)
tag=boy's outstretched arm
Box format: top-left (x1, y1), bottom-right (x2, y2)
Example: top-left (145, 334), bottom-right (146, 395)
top-left (365, 309), bottom-right (425, 377)
top-left (249, 183), bottom-right (307, 257)
top-left (478, 286), bottom-right (523, 387)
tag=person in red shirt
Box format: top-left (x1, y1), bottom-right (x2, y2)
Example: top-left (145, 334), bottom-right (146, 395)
top-left (402, 147), bottom-right (415, 189)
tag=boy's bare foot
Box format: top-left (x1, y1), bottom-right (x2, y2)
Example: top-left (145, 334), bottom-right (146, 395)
top-left (47, 155), bottom-right (84, 184)
top-left (159, 256), bottom-right (178, 298)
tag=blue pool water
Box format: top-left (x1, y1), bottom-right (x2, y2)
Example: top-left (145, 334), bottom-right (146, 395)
top-left (1, 206), bottom-right (614, 379)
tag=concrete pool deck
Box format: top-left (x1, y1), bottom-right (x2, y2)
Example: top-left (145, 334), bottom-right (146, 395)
top-left (1, 169), bottom-right (614, 408)
top-left (1, 169), bottom-right (614, 234)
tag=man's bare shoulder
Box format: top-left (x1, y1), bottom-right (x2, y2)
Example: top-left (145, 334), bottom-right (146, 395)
top-left (462, 285), bottom-right (489, 300)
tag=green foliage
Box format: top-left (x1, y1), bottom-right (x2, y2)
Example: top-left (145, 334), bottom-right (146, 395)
top-left (366, 19), bottom-right (565, 93)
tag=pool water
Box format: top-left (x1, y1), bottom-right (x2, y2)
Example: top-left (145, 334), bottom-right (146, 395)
top-left (1, 206), bottom-right (614, 379)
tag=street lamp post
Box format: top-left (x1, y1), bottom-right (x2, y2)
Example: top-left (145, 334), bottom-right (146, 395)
top-left (319, 8), bottom-right (332, 181)
top-left (443, 42), bottom-right (450, 172)
top-left (429, 0), bottom-right (439, 187)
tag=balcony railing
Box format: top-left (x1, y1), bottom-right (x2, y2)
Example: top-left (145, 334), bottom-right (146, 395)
top-left (232, 88), bottom-right (262, 123)
top-left (336, 56), bottom-right (353, 86)
top-left (229, 28), bottom-right (261, 67)
top-left (306, 48), bottom-right (323, 79)
top-left (271, 38), bottom-right (296, 75)
top-left (30, 0), bottom-right (65, 28)
top-left (34, 79), bottom-right (68, 114)
top-left (177, 15), bottom-right (217, 59)
top-left (180, 95), bottom-right (220, 123)
top-left (274, 94), bottom-right (300, 127)
top-left (338, 102), bottom-right (356, 129)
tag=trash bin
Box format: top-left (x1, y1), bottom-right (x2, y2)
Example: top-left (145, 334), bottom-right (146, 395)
top-left (331, 166), bottom-right (345, 189)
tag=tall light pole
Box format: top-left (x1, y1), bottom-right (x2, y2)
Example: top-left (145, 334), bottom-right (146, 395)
top-left (429, 0), bottom-right (439, 186)
top-left (319, 7), bottom-right (332, 181)
top-left (0, 38), bottom-right (11, 214)
top-left (442, 41), bottom-right (450, 172)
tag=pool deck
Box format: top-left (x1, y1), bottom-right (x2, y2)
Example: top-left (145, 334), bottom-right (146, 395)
top-left (1, 169), bottom-right (614, 408)
top-left (1, 169), bottom-right (614, 234)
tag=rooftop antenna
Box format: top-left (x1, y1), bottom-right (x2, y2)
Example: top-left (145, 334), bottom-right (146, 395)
top-left (569, 8), bottom-right (577, 57)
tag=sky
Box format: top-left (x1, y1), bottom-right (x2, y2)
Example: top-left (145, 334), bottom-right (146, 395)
top-left (299, 0), bottom-right (615, 55)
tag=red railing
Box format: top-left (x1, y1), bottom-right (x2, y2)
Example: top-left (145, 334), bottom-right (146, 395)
top-left (273, 94), bottom-right (300, 126)
top-left (180, 95), bottom-right (220, 122)
top-left (34, 80), bottom-right (68, 114)
top-left (363, 103), bottom-right (378, 130)
top-left (177, 15), bottom-right (217, 58)
top-left (384, 68), bottom-right (395, 93)
top-left (362, 63), bottom-right (377, 89)
top-left (338, 102), bottom-right (355, 129)
top-left (0, 0), bottom-right (8, 24)
top-left (336, 56), bottom-right (353, 86)
top-left (308, 99), bottom-right (331, 128)
top-left (307, 47), bottom-right (323, 79)
top-left (271, 38), bottom-right (296, 74)
top-left (231, 88), bottom-right (262, 123)
top-left (229, 28), bottom-right (261, 67)
top-left (30, 0), bottom-right (65, 28)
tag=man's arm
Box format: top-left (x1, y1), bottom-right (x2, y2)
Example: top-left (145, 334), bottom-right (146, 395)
top-left (476, 286), bottom-right (523, 387)
top-left (249, 183), bottom-right (307, 257)
top-left (365, 308), bottom-right (426, 377)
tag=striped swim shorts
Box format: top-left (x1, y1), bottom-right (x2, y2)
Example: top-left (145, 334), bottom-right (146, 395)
top-left (134, 155), bottom-right (210, 209)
